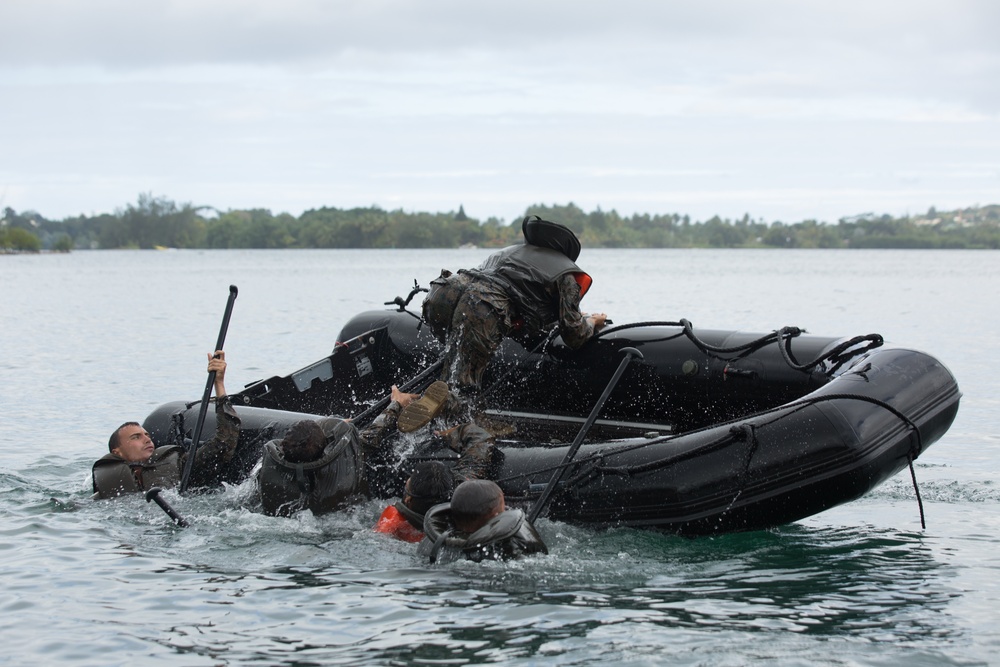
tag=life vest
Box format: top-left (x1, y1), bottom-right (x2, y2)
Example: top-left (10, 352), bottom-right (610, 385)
top-left (374, 502), bottom-right (425, 543)
top-left (422, 269), bottom-right (473, 343)
top-left (418, 503), bottom-right (549, 563)
top-left (468, 244), bottom-right (592, 337)
top-left (91, 446), bottom-right (183, 499)
top-left (257, 418), bottom-right (366, 517)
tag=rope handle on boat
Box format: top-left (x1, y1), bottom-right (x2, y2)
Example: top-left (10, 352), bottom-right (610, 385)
top-left (594, 318), bottom-right (883, 374)
top-left (779, 333), bottom-right (884, 373)
top-left (594, 319), bottom-right (801, 354)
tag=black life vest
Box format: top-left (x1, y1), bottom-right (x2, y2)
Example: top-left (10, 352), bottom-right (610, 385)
top-left (469, 243), bottom-right (591, 336)
top-left (418, 503), bottom-right (549, 563)
top-left (257, 418), bottom-right (366, 517)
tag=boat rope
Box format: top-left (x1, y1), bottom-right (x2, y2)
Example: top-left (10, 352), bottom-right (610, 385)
top-left (493, 427), bottom-right (732, 485)
top-left (908, 453), bottom-right (927, 529)
top-left (682, 319), bottom-right (805, 355)
top-left (605, 392), bottom-right (924, 471)
top-left (718, 424), bottom-right (760, 513)
top-left (594, 318), bottom-right (883, 374)
top-left (385, 280), bottom-right (429, 314)
top-left (493, 398), bottom-right (794, 486)
top-left (779, 333), bottom-right (884, 373)
top-left (597, 319), bottom-right (803, 355)
top-left (796, 393), bottom-right (925, 456)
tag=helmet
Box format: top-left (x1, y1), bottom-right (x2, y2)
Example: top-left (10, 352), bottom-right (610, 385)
top-left (521, 215), bottom-right (582, 262)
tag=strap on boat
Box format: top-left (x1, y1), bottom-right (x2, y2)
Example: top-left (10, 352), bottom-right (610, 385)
top-left (907, 454), bottom-right (926, 529)
top-left (717, 424), bottom-right (759, 513)
top-left (733, 423), bottom-right (759, 481)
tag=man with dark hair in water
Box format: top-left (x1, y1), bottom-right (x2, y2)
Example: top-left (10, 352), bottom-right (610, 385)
top-left (450, 478), bottom-right (506, 534)
top-left (419, 479), bottom-right (548, 562)
top-left (279, 420), bottom-right (327, 463)
top-left (93, 351), bottom-right (240, 499)
top-left (374, 460), bottom-right (454, 543)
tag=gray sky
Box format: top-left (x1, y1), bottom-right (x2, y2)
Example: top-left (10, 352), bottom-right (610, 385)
top-left (2, 0), bottom-right (998, 224)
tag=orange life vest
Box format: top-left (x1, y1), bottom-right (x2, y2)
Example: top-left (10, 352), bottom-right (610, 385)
top-left (374, 504), bottom-right (424, 543)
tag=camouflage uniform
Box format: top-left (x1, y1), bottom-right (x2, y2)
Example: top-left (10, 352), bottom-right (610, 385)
top-left (423, 268), bottom-right (594, 390)
top-left (359, 390), bottom-right (497, 489)
top-left (440, 422), bottom-right (499, 483)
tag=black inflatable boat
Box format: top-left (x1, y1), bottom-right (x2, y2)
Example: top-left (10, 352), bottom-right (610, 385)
top-left (143, 303), bottom-right (960, 535)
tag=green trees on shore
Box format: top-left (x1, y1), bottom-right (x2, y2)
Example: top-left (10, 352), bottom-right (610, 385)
top-left (3, 198), bottom-right (999, 252)
top-left (0, 226), bottom-right (43, 252)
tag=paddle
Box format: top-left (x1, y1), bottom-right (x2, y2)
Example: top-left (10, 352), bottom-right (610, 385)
top-left (179, 285), bottom-right (239, 494)
top-left (145, 487), bottom-right (189, 527)
top-left (527, 346), bottom-right (643, 524)
top-left (349, 356), bottom-right (446, 429)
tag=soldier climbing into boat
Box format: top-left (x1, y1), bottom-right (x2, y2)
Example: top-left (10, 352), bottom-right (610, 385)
top-left (409, 215), bottom-right (608, 429)
top-left (92, 351), bottom-right (241, 499)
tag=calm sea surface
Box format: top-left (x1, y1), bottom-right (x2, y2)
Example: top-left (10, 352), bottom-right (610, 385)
top-left (1, 248), bottom-right (998, 666)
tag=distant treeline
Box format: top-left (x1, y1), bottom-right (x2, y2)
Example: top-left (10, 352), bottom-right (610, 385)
top-left (3, 195), bottom-right (999, 252)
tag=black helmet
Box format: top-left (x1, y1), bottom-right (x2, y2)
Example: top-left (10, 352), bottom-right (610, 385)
top-left (521, 215), bottom-right (582, 262)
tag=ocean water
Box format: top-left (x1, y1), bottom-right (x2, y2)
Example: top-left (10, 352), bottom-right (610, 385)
top-left (1, 248), bottom-right (998, 666)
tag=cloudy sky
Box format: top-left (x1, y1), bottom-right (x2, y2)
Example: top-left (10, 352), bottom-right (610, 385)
top-left (2, 0), bottom-right (998, 224)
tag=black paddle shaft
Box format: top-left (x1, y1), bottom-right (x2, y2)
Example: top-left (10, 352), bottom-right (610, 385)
top-left (350, 357), bottom-right (446, 429)
top-left (145, 487), bottom-right (189, 527)
top-left (179, 285), bottom-right (238, 494)
top-left (527, 346), bottom-right (643, 524)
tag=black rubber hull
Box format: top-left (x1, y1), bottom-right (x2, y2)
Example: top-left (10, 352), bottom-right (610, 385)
top-left (143, 310), bottom-right (960, 534)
